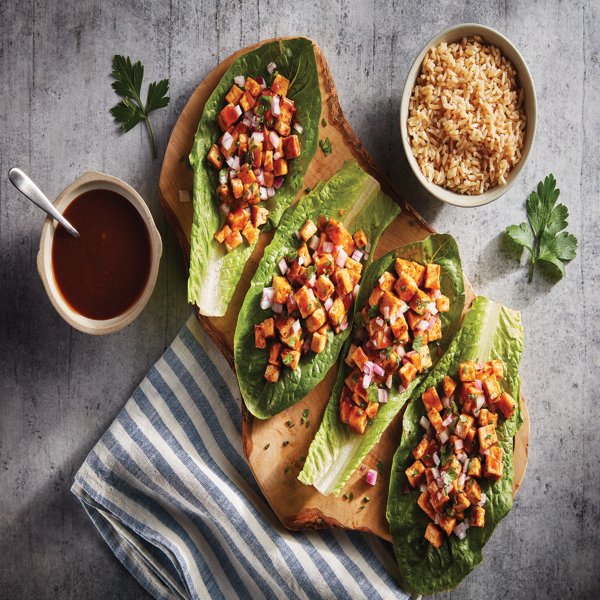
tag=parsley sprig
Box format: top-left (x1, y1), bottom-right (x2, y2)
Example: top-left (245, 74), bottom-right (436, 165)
top-left (109, 55), bottom-right (170, 159)
top-left (505, 174), bottom-right (577, 282)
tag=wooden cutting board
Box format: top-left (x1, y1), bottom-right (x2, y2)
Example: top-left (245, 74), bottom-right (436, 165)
top-left (158, 37), bottom-right (529, 542)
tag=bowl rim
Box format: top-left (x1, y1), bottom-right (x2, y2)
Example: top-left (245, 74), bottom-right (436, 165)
top-left (399, 22), bottom-right (537, 208)
top-left (37, 170), bottom-right (163, 335)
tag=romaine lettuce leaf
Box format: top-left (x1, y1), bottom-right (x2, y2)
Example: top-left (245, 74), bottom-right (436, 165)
top-left (298, 234), bottom-right (465, 495)
top-left (188, 38), bottom-right (321, 316)
top-left (234, 160), bottom-right (401, 419)
top-left (386, 296), bottom-right (524, 595)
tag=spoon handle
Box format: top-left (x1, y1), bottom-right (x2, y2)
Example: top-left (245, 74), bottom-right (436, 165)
top-left (8, 168), bottom-right (79, 238)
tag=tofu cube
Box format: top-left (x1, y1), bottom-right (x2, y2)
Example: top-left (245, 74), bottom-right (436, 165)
top-left (436, 295), bottom-right (450, 312)
top-left (482, 375), bottom-right (502, 402)
top-left (439, 513), bottom-right (456, 536)
top-left (282, 134), bottom-right (301, 159)
top-left (490, 359), bottom-right (505, 379)
top-left (244, 77), bottom-right (262, 97)
top-left (227, 207), bottom-right (250, 232)
top-left (214, 224), bottom-right (231, 244)
top-left (407, 350), bottom-right (423, 372)
top-left (458, 361), bottom-right (477, 382)
top-left (365, 401), bottom-right (379, 419)
top-left (334, 268), bottom-right (354, 296)
top-left (351, 346), bottom-right (369, 371)
top-left (391, 314), bottom-right (409, 341)
top-left (380, 290), bottom-right (405, 320)
top-left (410, 289), bottom-right (433, 316)
top-left (424, 263), bottom-right (441, 290)
top-left (241, 221), bottom-right (259, 245)
top-left (299, 219), bottom-right (318, 241)
top-left (455, 414), bottom-right (475, 439)
top-left (219, 103), bottom-right (241, 130)
top-left (252, 205), bottom-right (269, 227)
top-left (394, 272), bottom-right (418, 302)
top-left (484, 446), bottom-right (504, 480)
top-left (273, 157), bottom-right (288, 176)
top-left (225, 84), bottom-right (244, 105)
top-left (280, 348), bottom-right (301, 370)
top-left (470, 506), bottom-right (485, 528)
top-left (427, 317), bottom-right (442, 342)
top-left (496, 392), bottom-right (516, 419)
top-left (418, 492), bottom-right (436, 520)
top-left (327, 298), bottom-right (346, 327)
top-left (424, 523), bottom-right (444, 548)
top-left (464, 478), bottom-right (482, 505)
top-left (278, 97), bottom-right (295, 123)
top-left (275, 119), bottom-right (291, 137)
top-left (294, 286), bottom-right (318, 319)
top-left (427, 408), bottom-right (445, 434)
top-left (315, 253), bottom-right (335, 276)
top-left (306, 307), bottom-right (326, 333)
top-left (378, 271), bottom-right (397, 292)
top-left (467, 456), bottom-right (482, 478)
top-left (454, 492), bottom-right (471, 512)
top-left (263, 150), bottom-right (274, 171)
top-left (239, 91), bottom-right (256, 113)
top-left (353, 229), bottom-right (368, 248)
top-left (442, 375), bottom-right (458, 399)
top-left (422, 386), bottom-right (443, 412)
top-left (314, 275), bottom-right (335, 302)
top-left (271, 74), bottom-right (290, 96)
top-left (224, 229), bottom-right (243, 252)
top-left (310, 331), bottom-right (327, 353)
top-left (419, 344), bottom-right (433, 370)
top-left (296, 243), bottom-right (312, 266)
top-left (399, 361), bottom-right (418, 388)
top-left (368, 286), bottom-right (384, 308)
top-left (421, 439), bottom-right (439, 468)
top-left (339, 397), bottom-right (353, 424)
top-left (207, 144), bottom-right (224, 169)
top-left (239, 163), bottom-right (257, 184)
top-left (478, 408), bottom-right (498, 428)
top-left (272, 275), bottom-right (293, 304)
top-left (478, 424), bottom-right (498, 451)
top-left (264, 364), bottom-right (280, 382)
top-left (395, 258), bottom-right (426, 286)
top-left (406, 460), bottom-right (426, 487)
top-left (268, 342), bottom-right (282, 365)
top-left (412, 437), bottom-right (429, 461)
top-left (348, 405), bottom-right (368, 434)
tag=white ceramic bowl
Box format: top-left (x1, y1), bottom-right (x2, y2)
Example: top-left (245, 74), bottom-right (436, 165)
top-left (400, 23), bottom-right (537, 207)
top-left (37, 170), bottom-right (162, 334)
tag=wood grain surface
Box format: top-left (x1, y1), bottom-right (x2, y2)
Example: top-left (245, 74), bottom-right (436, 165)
top-left (158, 38), bottom-right (529, 542)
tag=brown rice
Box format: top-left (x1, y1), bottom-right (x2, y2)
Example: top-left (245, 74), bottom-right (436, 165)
top-left (407, 36), bottom-right (526, 195)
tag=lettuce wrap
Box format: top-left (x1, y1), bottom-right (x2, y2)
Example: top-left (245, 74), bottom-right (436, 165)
top-left (386, 296), bottom-right (524, 595)
top-left (234, 160), bottom-right (400, 419)
top-left (298, 234), bottom-right (465, 495)
top-left (188, 38), bottom-right (321, 316)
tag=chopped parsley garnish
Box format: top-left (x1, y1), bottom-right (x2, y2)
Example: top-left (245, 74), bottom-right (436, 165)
top-left (377, 461), bottom-right (385, 475)
top-left (263, 443), bottom-right (270, 450)
top-left (321, 118), bottom-right (327, 127)
top-left (282, 440), bottom-right (290, 447)
top-left (412, 334), bottom-right (424, 353)
top-left (319, 137), bottom-right (332, 156)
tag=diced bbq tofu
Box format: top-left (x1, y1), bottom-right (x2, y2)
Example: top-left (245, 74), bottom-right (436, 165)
top-left (422, 386), bottom-right (443, 412)
top-left (269, 342), bottom-right (282, 365)
top-left (345, 369), bottom-right (362, 394)
top-left (306, 307), bottom-right (327, 333)
top-left (252, 205), bottom-right (269, 227)
top-left (391, 314), bottom-right (409, 341)
top-left (339, 396), bottom-right (353, 424)
top-left (334, 268), bottom-right (354, 296)
top-left (371, 327), bottom-right (393, 350)
top-left (345, 257), bottom-right (362, 279)
top-left (482, 375), bottom-right (502, 402)
top-left (349, 346), bottom-right (368, 372)
top-left (287, 261), bottom-right (308, 287)
top-left (252, 143), bottom-right (263, 168)
top-left (237, 132), bottom-right (249, 156)
top-left (490, 359), bottom-right (504, 379)
top-left (264, 363), bottom-right (280, 382)
top-left (271, 74), bottom-right (290, 96)
top-left (365, 401), bottom-right (379, 419)
top-left (454, 492), bottom-right (471, 512)
top-left (295, 286), bottom-right (318, 319)
top-left (297, 243), bottom-right (312, 266)
top-left (379, 291), bottom-right (405, 320)
top-left (419, 344), bottom-right (433, 370)
top-left (399, 361), bottom-right (418, 389)
top-left (410, 289), bottom-right (433, 316)
top-left (273, 158), bottom-right (288, 176)
top-left (327, 298), bottom-right (346, 327)
top-left (458, 361), bottom-right (477, 382)
top-left (244, 77), bottom-right (262, 97)
top-left (378, 271), bottom-right (397, 292)
top-left (281, 348), bottom-right (301, 370)
top-left (242, 221), bottom-right (259, 245)
top-left (314, 275), bottom-right (335, 302)
top-left (207, 144), bottom-right (224, 168)
top-left (405, 310), bottom-right (422, 332)
top-left (460, 383), bottom-right (484, 414)
top-left (299, 219), bottom-right (318, 241)
top-left (311, 331), bottom-right (327, 353)
top-left (348, 405), bottom-right (368, 434)
top-left (465, 479), bottom-right (482, 505)
top-left (239, 91), bottom-right (256, 113)
top-left (407, 350), bottom-right (423, 372)
top-left (225, 230), bottom-right (243, 252)
top-left (496, 391), bottom-right (516, 419)
top-left (429, 484), bottom-right (450, 513)
top-left (217, 183), bottom-right (231, 202)
top-left (344, 344), bottom-right (358, 367)
top-left (243, 182), bottom-right (260, 204)
top-left (368, 286), bottom-right (384, 308)
top-left (394, 272), bottom-right (418, 302)
top-left (282, 134), bottom-right (301, 159)
top-left (272, 275), bottom-right (293, 304)
top-left (323, 219), bottom-right (354, 251)
top-left (315, 253), bottom-right (335, 276)
top-left (227, 207), bottom-right (250, 232)
top-left (478, 424), bottom-right (497, 451)
top-left (436, 295), bottom-right (450, 312)
top-left (406, 460), bottom-right (426, 487)
top-left (225, 84), bottom-right (244, 105)
top-left (427, 408), bottom-right (445, 434)
top-left (424, 523), bottom-right (444, 549)
top-left (418, 492), bottom-right (436, 520)
top-left (467, 456), bottom-right (482, 478)
top-left (484, 445), bottom-right (504, 480)
top-left (442, 376), bottom-right (458, 399)
top-left (395, 258), bottom-right (426, 286)
top-left (421, 439), bottom-right (439, 467)
top-left (278, 97), bottom-right (295, 123)
top-left (353, 229), bottom-right (368, 248)
top-left (229, 177), bottom-right (243, 199)
top-left (214, 224), bottom-right (232, 244)
top-left (424, 263), bottom-right (441, 290)
top-left (239, 163), bottom-right (257, 184)
top-left (455, 414), bottom-right (475, 439)
top-left (412, 437), bottom-right (429, 461)
top-left (478, 408), bottom-right (498, 428)
top-left (254, 324), bottom-right (267, 349)
top-left (464, 427), bottom-right (477, 453)
top-left (275, 119), bottom-right (291, 137)
top-left (219, 103), bottom-right (241, 130)
top-left (427, 318), bottom-right (442, 342)
top-left (439, 513), bottom-right (456, 536)
top-left (275, 315), bottom-right (295, 339)
top-left (470, 506), bottom-right (485, 528)
top-left (263, 150), bottom-right (274, 171)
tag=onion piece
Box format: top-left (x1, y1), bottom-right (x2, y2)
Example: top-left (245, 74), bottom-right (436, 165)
top-left (269, 131), bottom-right (280, 149)
top-left (352, 284), bottom-right (360, 297)
top-left (431, 467), bottom-right (440, 479)
top-left (478, 493), bottom-right (487, 507)
top-left (475, 395), bottom-right (486, 410)
top-left (308, 235), bottom-right (320, 251)
top-left (362, 374), bottom-right (371, 389)
top-left (365, 468), bottom-right (378, 486)
top-left (322, 241), bottom-right (334, 253)
top-left (417, 320), bottom-right (429, 331)
top-left (474, 379), bottom-right (483, 391)
top-left (351, 249), bottom-right (363, 262)
top-left (307, 273), bottom-right (316, 288)
top-left (427, 315), bottom-right (438, 330)
top-left (458, 472), bottom-right (466, 488)
top-left (336, 249), bottom-right (348, 268)
top-left (266, 187), bottom-right (275, 198)
top-left (278, 258), bottom-right (288, 275)
top-left (256, 75), bottom-right (266, 88)
top-left (385, 373), bottom-right (393, 388)
top-left (324, 297), bottom-right (334, 311)
top-left (372, 363), bottom-right (385, 377)
top-left (219, 203), bottom-right (230, 215)
top-left (454, 438), bottom-right (464, 451)
top-left (382, 306), bottom-right (390, 320)
top-left (292, 320), bottom-right (302, 333)
top-left (259, 186), bottom-right (268, 201)
top-left (271, 95), bottom-right (281, 116)
top-left (378, 388), bottom-right (388, 404)
top-left (397, 345), bottom-right (406, 358)
top-left (419, 416), bottom-right (430, 430)
top-left (221, 131), bottom-right (234, 151)
top-left (363, 361), bottom-right (373, 376)
top-left (340, 321), bottom-right (349, 331)
top-left (251, 131), bottom-right (264, 145)
top-left (433, 452), bottom-right (440, 467)
top-left (441, 396), bottom-right (450, 409)
top-left (233, 105), bottom-right (242, 118)
top-left (462, 459), bottom-right (470, 473)
top-left (438, 430), bottom-right (449, 445)
top-left (271, 302), bottom-right (283, 314)
top-left (419, 484), bottom-right (427, 493)
top-left (273, 176), bottom-right (284, 190)
top-left (234, 75), bottom-right (245, 87)
top-left (297, 256), bottom-right (305, 266)
top-left (266, 61), bottom-right (277, 74)
top-left (431, 289), bottom-right (442, 299)
top-left (442, 413), bottom-right (454, 427)
top-left (293, 122), bottom-right (303, 134)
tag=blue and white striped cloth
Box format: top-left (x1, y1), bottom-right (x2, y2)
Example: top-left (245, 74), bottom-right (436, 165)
top-left (72, 315), bottom-right (409, 600)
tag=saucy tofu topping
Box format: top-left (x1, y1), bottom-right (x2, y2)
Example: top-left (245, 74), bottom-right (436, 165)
top-left (339, 259), bottom-right (450, 434)
top-left (406, 359), bottom-right (515, 547)
top-left (256, 218), bottom-right (370, 383)
top-left (207, 65), bottom-right (303, 252)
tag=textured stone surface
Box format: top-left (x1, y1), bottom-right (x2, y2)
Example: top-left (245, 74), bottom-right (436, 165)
top-left (1, 0), bottom-right (598, 598)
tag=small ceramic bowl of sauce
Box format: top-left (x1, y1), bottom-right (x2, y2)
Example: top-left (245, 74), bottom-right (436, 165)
top-left (37, 171), bottom-right (162, 334)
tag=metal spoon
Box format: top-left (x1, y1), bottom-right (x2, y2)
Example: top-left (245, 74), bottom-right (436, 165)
top-left (8, 167), bottom-right (79, 238)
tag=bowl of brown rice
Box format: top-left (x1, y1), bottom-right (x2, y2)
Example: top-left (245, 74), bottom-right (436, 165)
top-left (400, 24), bottom-right (536, 207)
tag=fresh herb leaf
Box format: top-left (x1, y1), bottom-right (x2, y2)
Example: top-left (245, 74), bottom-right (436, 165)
top-left (505, 174), bottom-right (577, 282)
top-left (319, 137), bottom-right (332, 156)
top-left (367, 385), bottom-right (380, 404)
top-left (377, 460), bottom-right (385, 474)
top-left (109, 55), bottom-right (169, 159)
top-left (412, 334), bottom-right (423, 353)
top-left (321, 118), bottom-right (327, 127)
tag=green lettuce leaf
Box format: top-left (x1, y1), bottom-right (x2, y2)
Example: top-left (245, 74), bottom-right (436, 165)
top-left (188, 38), bottom-right (321, 316)
top-left (386, 296), bottom-right (524, 596)
top-left (235, 160), bottom-right (401, 419)
top-left (298, 234), bottom-right (465, 495)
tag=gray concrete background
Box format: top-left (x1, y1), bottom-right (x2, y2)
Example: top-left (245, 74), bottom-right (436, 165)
top-left (1, 0), bottom-right (598, 598)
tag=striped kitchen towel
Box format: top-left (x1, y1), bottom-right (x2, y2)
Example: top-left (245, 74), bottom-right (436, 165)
top-left (72, 315), bottom-right (409, 600)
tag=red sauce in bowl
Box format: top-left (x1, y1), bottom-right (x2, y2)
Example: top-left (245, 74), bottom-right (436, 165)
top-left (51, 189), bottom-right (152, 320)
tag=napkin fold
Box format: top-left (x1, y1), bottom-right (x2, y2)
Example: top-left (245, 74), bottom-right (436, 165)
top-left (72, 315), bottom-right (407, 600)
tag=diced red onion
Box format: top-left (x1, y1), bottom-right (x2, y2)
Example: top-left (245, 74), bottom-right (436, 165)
top-left (457, 452), bottom-right (467, 462)
top-left (382, 306), bottom-right (390, 320)
top-left (363, 252), bottom-right (370, 262)
top-left (430, 305), bottom-right (439, 316)
top-left (378, 274), bottom-right (387, 285)
top-left (431, 289), bottom-right (442, 299)
top-left (260, 288), bottom-right (274, 310)
top-left (219, 203), bottom-right (230, 215)
top-left (427, 316), bottom-right (438, 330)
top-left (273, 176), bottom-right (284, 190)
top-left (266, 187), bottom-right (275, 198)
top-left (419, 484), bottom-right (427, 493)
top-left (458, 473), bottom-right (466, 488)
top-left (454, 439), bottom-right (464, 451)
top-left (389, 314), bottom-right (397, 325)
top-left (417, 320), bottom-right (429, 331)
top-left (438, 431), bottom-right (449, 445)
top-left (271, 95), bottom-right (281, 116)
top-left (266, 62), bottom-right (277, 74)
top-left (336, 249), bottom-right (348, 268)
top-left (234, 75), bottom-right (245, 87)
top-left (259, 186), bottom-right (268, 201)
top-left (297, 256), bottom-right (305, 266)
top-left (322, 241), bottom-right (333, 253)
top-left (372, 363), bottom-right (385, 377)
top-left (218, 171), bottom-right (228, 185)
top-left (251, 131), bottom-right (264, 145)
top-left (307, 273), bottom-right (316, 287)
top-left (476, 362), bottom-right (484, 370)
top-left (340, 321), bottom-right (349, 331)
top-left (363, 361), bottom-right (373, 376)
top-left (419, 416), bottom-right (430, 430)
top-left (221, 131), bottom-right (234, 151)
top-left (397, 345), bottom-right (406, 358)
top-left (362, 374), bottom-right (371, 389)
top-left (324, 297), bottom-right (334, 311)
top-left (400, 302), bottom-right (409, 314)
top-left (242, 117), bottom-right (253, 128)
top-left (308, 235), bottom-right (320, 251)
top-left (233, 105), bottom-right (242, 117)
top-left (442, 414), bottom-right (454, 427)
top-left (360, 464), bottom-right (366, 472)
top-left (352, 284), bottom-right (360, 297)
top-left (476, 396), bottom-right (486, 411)
top-left (365, 468), bottom-right (378, 486)
top-left (478, 493), bottom-right (487, 507)
top-left (243, 207), bottom-right (251, 217)
top-left (278, 258), bottom-right (288, 275)
top-left (378, 388), bottom-right (388, 404)
top-left (441, 396), bottom-right (450, 409)
top-left (462, 459), bottom-right (470, 473)
top-left (273, 151), bottom-right (282, 160)
top-left (229, 169), bottom-right (238, 179)
top-left (433, 452), bottom-right (440, 466)
top-left (293, 122), bottom-right (303, 134)
top-left (481, 448), bottom-right (491, 456)
top-left (256, 75), bottom-right (266, 88)
top-left (272, 302), bottom-right (283, 314)
top-left (434, 513), bottom-right (441, 525)
top-left (399, 385), bottom-right (407, 394)
top-left (385, 373), bottom-right (393, 388)
top-left (474, 379), bottom-right (483, 391)
top-left (351, 250), bottom-right (363, 262)
top-left (431, 467), bottom-right (440, 479)
top-left (453, 520), bottom-right (470, 538)
top-left (269, 131), bottom-right (280, 149)
top-left (292, 319), bottom-right (301, 333)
